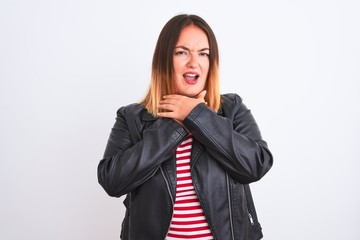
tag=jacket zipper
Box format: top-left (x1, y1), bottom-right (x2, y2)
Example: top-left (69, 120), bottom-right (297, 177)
top-left (189, 148), bottom-right (218, 240)
top-left (160, 166), bottom-right (175, 240)
top-left (243, 185), bottom-right (255, 226)
top-left (226, 173), bottom-right (235, 240)
top-left (248, 212), bottom-right (254, 225)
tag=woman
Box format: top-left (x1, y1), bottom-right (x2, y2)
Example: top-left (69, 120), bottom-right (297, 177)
top-left (98, 14), bottom-right (273, 240)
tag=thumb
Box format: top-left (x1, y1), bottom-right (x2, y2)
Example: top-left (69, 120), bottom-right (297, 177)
top-left (197, 90), bottom-right (207, 100)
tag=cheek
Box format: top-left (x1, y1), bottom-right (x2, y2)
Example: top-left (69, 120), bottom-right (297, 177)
top-left (202, 63), bottom-right (210, 78)
top-left (201, 59), bottom-right (210, 71)
top-left (173, 58), bottom-right (184, 73)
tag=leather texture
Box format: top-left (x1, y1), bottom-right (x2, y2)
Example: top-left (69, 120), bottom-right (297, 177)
top-left (98, 93), bottom-right (273, 240)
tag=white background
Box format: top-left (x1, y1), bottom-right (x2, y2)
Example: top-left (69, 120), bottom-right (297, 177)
top-left (1, 0), bottom-right (359, 239)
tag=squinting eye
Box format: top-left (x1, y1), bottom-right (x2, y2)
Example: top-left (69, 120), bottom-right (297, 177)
top-left (200, 52), bottom-right (209, 57)
top-left (175, 51), bottom-right (188, 56)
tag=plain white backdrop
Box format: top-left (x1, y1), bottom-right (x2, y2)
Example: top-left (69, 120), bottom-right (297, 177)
top-left (1, 0), bottom-right (359, 239)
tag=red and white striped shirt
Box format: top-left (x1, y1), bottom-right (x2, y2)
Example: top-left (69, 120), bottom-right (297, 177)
top-left (166, 135), bottom-right (214, 240)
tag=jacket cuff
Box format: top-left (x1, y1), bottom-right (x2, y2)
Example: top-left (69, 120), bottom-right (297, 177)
top-left (159, 117), bottom-right (188, 135)
top-left (183, 103), bottom-right (210, 128)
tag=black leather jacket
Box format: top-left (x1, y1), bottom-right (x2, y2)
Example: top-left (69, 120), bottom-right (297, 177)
top-left (98, 93), bottom-right (273, 240)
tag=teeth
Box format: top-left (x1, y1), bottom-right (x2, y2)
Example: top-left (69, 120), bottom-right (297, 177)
top-left (185, 74), bottom-right (197, 77)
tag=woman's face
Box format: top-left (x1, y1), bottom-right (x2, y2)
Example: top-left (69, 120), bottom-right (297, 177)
top-left (173, 25), bottom-right (210, 97)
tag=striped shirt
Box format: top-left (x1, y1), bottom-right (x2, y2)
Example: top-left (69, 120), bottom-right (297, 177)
top-left (166, 135), bottom-right (214, 240)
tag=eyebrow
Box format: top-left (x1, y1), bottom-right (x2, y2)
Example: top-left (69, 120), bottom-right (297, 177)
top-left (175, 46), bottom-right (210, 52)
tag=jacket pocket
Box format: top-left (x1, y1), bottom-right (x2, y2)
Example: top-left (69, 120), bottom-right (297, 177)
top-left (120, 195), bottom-right (130, 239)
top-left (243, 184), bottom-right (263, 239)
top-left (247, 221), bottom-right (263, 240)
top-left (228, 177), bottom-right (264, 239)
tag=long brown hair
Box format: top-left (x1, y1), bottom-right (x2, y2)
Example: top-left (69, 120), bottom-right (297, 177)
top-left (141, 14), bottom-right (221, 116)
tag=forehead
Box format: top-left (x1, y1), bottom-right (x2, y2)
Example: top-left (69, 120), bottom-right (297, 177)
top-left (176, 25), bottom-right (209, 48)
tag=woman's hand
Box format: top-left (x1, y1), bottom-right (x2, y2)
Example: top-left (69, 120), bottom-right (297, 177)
top-left (157, 90), bottom-right (207, 121)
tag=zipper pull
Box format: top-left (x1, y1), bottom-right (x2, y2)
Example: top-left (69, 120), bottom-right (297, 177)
top-left (248, 213), bottom-right (254, 225)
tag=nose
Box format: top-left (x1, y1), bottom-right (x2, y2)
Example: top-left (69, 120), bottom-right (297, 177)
top-left (186, 53), bottom-right (199, 68)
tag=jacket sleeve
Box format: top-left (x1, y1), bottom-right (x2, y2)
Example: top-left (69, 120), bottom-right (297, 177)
top-left (97, 106), bottom-right (187, 197)
top-left (183, 94), bottom-right (273, 184)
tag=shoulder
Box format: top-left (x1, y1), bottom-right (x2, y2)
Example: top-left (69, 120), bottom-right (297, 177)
top-left (117, 103), bottom-right (143, 114)
top-left (220, 93), bottom-right (243, 110)
top-left (219, 93), bottom-right (253, 120)
top-left (116, 103), bottom-right (155, 121)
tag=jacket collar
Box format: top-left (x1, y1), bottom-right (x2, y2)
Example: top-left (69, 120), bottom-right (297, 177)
top-left (142, 110), bottom-right (157, 121)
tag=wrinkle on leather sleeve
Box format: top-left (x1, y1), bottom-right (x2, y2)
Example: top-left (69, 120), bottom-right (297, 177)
top-left (183, 94), bottom-right (273, 183)
top-left (97, 106), bottom-right (187, 197)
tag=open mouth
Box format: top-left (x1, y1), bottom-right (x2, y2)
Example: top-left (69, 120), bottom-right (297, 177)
top-left (183, 73), bottom-right (199, 83)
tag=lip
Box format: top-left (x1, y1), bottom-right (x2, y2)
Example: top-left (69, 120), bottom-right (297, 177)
top-left (183, 71), bottom-right (200, 84)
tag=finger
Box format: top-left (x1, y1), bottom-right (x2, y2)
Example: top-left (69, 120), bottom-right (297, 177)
top-left (157, 112), bottom-right (175, 118)
top-left (159, 99), bottom-right (178, 106)
top-left (162, 94), bottom-right (182, 100)
top-left (157, 103), bottom-right (175, 111)
top-left (161, 95), bottom-right (188, 104)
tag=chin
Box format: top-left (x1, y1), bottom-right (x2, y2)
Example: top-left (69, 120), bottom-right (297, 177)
top-left (183, 92), bottom-right (200, 98)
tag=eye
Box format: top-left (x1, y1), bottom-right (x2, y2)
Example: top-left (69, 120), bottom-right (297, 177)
top-left (175, 50), bottom-right (188, 56)
top-left (199, 52), bottom-right (210, 57)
